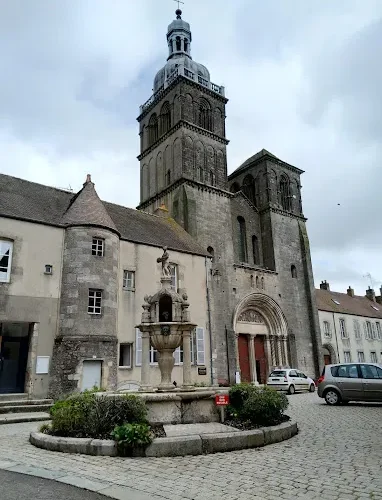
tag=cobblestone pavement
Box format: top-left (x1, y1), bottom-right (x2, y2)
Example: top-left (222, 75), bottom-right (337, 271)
top-left (0, 392), bottom-right (381, 500)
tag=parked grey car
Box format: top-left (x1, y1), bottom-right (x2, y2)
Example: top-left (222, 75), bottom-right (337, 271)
top-left (317, 363), bottom-right (382, 405)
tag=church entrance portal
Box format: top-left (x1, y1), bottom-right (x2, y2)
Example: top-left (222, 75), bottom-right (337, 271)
top-left (234, 293), bottom-right (289, 384)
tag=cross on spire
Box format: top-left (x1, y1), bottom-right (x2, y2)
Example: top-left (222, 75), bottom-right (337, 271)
top-left (173, 0), bottom-right (184, 9)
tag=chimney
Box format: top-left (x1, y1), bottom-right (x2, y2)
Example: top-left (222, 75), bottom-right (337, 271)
top-left (154, 204), bottom-right (169, 218)
top-left (320, 280), bottom-right (330, 291)
top-left (376, 286), bottom-right (382, 305)
top-left (366, 286), bottom-right (376, 302)
top-left (347, 286), bottom-right (354, 298)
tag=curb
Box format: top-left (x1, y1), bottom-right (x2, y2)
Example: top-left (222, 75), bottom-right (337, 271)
top-left (30, 420), bottom-right (298, 457)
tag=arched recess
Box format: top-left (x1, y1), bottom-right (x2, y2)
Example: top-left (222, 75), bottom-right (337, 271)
top-left (160, 101), bottom-right (171, 136)
top-left (195, 140), bottom-right (205, 182)
top-left (156, 152), bottom-right (164, 191)
top-left (242, 174), bottom-right (256, 205)
top-left (148, 113), bottom-right (159, 146)
top-left (322, 343), bottom-right (337, 365)
top-left (230, 182), bottom-right (240, 193)
top-left (173, 137), bottom-right (182, 179)
top-left (214, 107), bottom-right (223, 135)
top-left (183, 136), bottom-right (193, 176)
top-left (141, 163), bottom-right (148, 200)
top-left (164, 144), bottom-right (172, 175)
top-left (183, 93), bottom-right (193, 122)
top-left (149, 157), bottom-right (156, 197)
top-left (279, 174), bottom-right (291, 211)
top-left (216, 150), bottom-right (225, 180)
top-left (173, 94), bottom-right (181, 123)
top-left (233, 293), bottom-right (289, 381)
top-left (198, 97), bottom-right (212, 131)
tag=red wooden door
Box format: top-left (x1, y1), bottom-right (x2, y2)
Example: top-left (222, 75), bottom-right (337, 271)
top-left (238, 334), bottom-right (251, 383)
top-left (254, 336), bottom-right (268, 384)
top-left (324, 355), bottom-right (331, 365)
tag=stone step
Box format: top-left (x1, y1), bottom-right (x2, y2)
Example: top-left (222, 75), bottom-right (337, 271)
top-left (0, 404), bottom-right (52, 414)
top-left (0, 399), bottom-right (53, 407)
top-left (0, 393), bottom-right (28, 402)
top-left (0, 412), bottom-right (51, 425)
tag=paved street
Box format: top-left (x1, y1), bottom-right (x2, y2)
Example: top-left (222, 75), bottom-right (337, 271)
top-left (0, 392), bottom-right (381, 500)
top-left (0, 469), bottom-right (107, 500)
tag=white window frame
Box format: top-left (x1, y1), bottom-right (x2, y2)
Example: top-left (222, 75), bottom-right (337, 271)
top-left (370, 351), bottom-right (377, 363)
top-left (366, 321), bottom-right (373, 340)
top-left (123, 270), bottom-right (135, 290)
top-left (323, 321), bottom-right (331, 339)
top-left (339, 318), bottom-right (347, 339)
top-left (353, 319), bottom-right (361, 340)
top-left (150, 346), bottom-right (158, 365)
top-left (92, 238), bottom-right (104, 257)
top-left (357, 351), bottom-right (365, 363)
top-left (119, 343), bottom-right (132, 368)
top-left (88, 289), bottom-right (102, 314)
top-left (376, 322), bottom-right (381, 340)
top-left (0, 239), bottom-right (13, 283)
top-left (169, 263), bottom-right (178, 292)
top-left (174, 335), bottom-right (196, 366)
top-left (343, 351), bottom-right (351, 363)
top-left (135, 329), bottom-right (158, 366)
top-left (196, 327), bottom-right (205, 365)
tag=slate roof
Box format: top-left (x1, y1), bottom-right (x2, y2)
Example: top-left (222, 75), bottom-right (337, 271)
top-left (228, 148), bottom-right (304, 180)
top-left (0, 173), bottom-right (207, 256)
top-left (315, 289), bottom-right (382, 319)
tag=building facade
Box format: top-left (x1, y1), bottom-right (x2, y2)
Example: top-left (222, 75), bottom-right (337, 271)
top-left (0, 9), bottom-right (322, 398)
top-left (316, 281), bottom-right (382, 366)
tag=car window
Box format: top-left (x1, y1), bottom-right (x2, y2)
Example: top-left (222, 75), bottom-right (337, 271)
top-left (299, 372), bottom-right (307, 379)
top-left (289, 370), bottom-right (297, 377)
top-left (269, 370), bottom-right (286, 377)
top-left (331, 365), bottom-right (359, 378)
top-left (360, 364), bottom-right (382, 379)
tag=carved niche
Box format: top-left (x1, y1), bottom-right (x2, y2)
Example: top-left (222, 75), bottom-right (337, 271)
top-left (238, 310), bottom-right (265, 323)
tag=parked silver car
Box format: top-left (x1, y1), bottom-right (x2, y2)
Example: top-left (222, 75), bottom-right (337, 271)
top-left (267, 368), bottom-right (316, 394)
top-left (317, 363), bottom-right (382, 405)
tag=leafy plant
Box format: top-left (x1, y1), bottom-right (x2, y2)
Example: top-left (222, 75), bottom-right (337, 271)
top-left (49, 393), bottom-right (148, 439)
top-left (39, 423), bottom-right (52, 434)
top-left (228, 384), bottom-right (289, 426)
top-left (111, 423), bottom-right (153, 456)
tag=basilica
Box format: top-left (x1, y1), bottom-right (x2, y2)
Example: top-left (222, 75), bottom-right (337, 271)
top-left (0, 9), bottom-right (322, 398)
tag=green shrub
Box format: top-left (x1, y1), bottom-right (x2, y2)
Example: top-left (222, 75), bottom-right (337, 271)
top-left (50, 393), bottom-right (148, 439)
top-left (228, 384), bottom-right (289, 426)
top-left (39, 423), bottom-right (52, 434)
top-left (111, 423), bottom-right (152, 456)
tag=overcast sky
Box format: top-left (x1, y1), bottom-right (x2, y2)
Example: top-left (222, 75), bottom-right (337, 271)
top-left (1, 0), bottom-right (381, 296)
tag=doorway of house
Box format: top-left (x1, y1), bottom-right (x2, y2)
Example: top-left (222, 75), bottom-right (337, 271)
top-left (254, 335), bottom-right (267, 384)
top-left (81, 360), bottom-right (102, 391)
top-left (0, 323), bottom-right (31, 394)
top-left (238, 334), bottom-right (251, 383)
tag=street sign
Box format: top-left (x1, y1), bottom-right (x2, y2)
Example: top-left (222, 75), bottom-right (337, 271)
top-left (215, 394), bottom-right (229, 406)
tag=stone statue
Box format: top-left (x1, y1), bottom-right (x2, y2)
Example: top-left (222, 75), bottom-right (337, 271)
top-left (157, 246), bottom-right (172, 278)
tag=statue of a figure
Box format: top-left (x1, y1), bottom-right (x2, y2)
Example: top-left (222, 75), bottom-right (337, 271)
top-left (157, 246), bottom-right (172, 277)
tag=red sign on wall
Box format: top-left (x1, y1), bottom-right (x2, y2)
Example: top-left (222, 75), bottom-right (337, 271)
top-left (215, 394), bottom-right (229, 406)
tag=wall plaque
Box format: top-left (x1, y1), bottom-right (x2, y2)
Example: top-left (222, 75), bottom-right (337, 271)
top-left (198, 366), bottom-right (207, 375)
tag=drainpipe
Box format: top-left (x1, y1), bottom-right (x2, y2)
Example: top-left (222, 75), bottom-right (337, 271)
top-left (332, 313), bottom-right (340, 363)
top-left (205, 257), bottom-right (214, 385)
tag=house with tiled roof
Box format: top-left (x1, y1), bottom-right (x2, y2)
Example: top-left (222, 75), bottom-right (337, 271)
top-left (316, 281), bottom-right (382, 366)
top-left (0, 9), bottom-right (323, 398)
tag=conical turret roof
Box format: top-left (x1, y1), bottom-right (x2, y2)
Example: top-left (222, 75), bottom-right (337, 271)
top-left (61, 174), bottom-right (119, 234)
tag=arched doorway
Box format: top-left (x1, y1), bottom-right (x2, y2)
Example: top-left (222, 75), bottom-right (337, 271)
top-left (233, 293), bottom-right (289, 384)
top-left (322, 343), bottom-right (336, 365)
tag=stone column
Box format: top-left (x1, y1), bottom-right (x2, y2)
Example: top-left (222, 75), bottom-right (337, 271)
top-left (182, 329), bottom-right (194, 391)
top-left (139, 329), bottom-right (153, 392)
top-left (283, 336), bottom-right (289, 366)
top-left (248, 335), bottom-right (258, 385)
top-left (25, 323), bottom-right (39, 398)
top-left (265, 335), bottom-right (273, 372)
top-left (235, 332), bottom-right (240, 372)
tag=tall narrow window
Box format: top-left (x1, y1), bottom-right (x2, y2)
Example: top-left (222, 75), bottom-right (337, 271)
top-left (176, 36), bottom-right (181, 51)
top-left (366, 321), bottom-right (373, 340)
top-left (207, 246), bottom-right (214, 262)
top-left (92, 238), bottom-right (104, 257)
top-left (376, 322), bottom-right (381, 340)
top-left (323, 321), bottom-right (331, 338)
top-left (343, 351), bottom-right (351, 363)
top-left (166, 170), bottom-right (171, 186)
top-left (123, 270), bottom-right (135, 290)
top-left (279, 175), bottom-right (291, 211)
top-left (291, 265), bottom-right (297, 278)
top-left (0, 240), bottom-right (13, 283)
top-left (169, 264), bottom-right (178, 292)
top-left (339, 318), bottom-right (347, 339)
top-left (160, 102), bottom-right (171, 135)
top-left (184, 39), bottom-right (188, 53)
top-left (88, 289), bottom-right (102, 315)
top-left (196, 327), bottom-right (205, 365)
top-left (198, 98), bottom-right (212, 131)
top-left (252, 235), bottom-right (260, 266)
top-left (135, 328), bottom-right (142, 366)
top-left (119, 344), bottom-right (132, 368)
top-left (370, 351), bottom-right (378, 363)
top-left (148, 113), bottom-right (159, 145)
top-left (243, 174), bottom-right (256, 205)
top-left (354, 319), bottom-right (361, 339)
top-left (237, 216), bottom-right (247, 262)
top-left (357, 351), bottom-right (365, 363)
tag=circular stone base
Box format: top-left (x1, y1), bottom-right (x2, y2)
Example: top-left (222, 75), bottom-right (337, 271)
top-left (30, 421), bottom-right (298, 457)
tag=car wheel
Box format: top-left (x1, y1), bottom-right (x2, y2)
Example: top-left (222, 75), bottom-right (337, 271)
top-left (309, 384), bottom-right (315, 393)
top-left (288, 384), bottom-right (295, 395)
top-left (324, 389), bottom-right (341, 405)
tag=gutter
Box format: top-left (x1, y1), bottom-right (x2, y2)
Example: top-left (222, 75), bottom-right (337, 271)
top-left (205, 257), bottom-right (214, 385)
top-left (332, 313), bottom-right (341, 363)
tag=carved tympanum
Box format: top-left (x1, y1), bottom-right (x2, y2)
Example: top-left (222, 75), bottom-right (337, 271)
top-left (238, 310), bottom-right (265, 323)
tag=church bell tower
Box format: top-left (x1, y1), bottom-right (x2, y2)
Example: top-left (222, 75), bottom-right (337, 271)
top-left (137, 8), bottom-right (229, 234)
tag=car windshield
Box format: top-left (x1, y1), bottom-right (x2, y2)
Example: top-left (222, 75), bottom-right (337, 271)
top-left (270, 371), bottom-right (286, 377)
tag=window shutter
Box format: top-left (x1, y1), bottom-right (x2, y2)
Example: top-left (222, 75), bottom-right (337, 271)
top-left (196, 327), bottom-right (205, 365)
top-left (136, 328), bottom-right (142, 366)
top-left (363, 322), bottom-right (368, 339)
top-left (174, 347), bottom-right (181, 365)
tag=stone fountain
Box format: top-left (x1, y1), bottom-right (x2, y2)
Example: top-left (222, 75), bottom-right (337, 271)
top-left (137, 247), bottom-right (196, 392)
